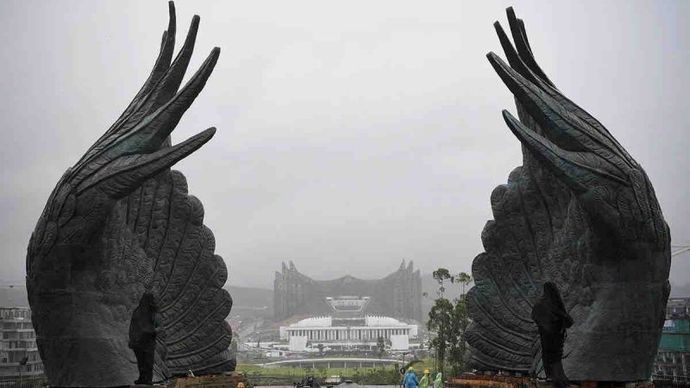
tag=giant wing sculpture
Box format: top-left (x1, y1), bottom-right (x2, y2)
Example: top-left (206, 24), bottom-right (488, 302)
top-left (465, 8), bottom-right (671, 381)
top-left (26, 3), bottom-right (233, 386)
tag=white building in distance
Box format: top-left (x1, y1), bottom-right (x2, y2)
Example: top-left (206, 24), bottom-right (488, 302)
top-left (280, 314), bottom-right (418, 351)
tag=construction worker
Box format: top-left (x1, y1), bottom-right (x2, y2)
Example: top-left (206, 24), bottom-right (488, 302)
top-left (433, 372), bottom-right (443, 388)
top-left (403, 367), bottom-right (419, 388)
top-left (419, 369), bottom-right (430, 388)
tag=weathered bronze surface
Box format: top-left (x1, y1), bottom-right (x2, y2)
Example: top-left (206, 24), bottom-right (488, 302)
top-left (465, 8), bottom-right (671, 381)
top-left (26, 3), bottom-right (233, 386)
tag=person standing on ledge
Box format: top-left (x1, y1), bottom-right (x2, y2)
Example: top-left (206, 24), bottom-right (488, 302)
top-left (129, 292), bottom-right (159, 385)
top-left (531, 282), bottom-right (574, 388)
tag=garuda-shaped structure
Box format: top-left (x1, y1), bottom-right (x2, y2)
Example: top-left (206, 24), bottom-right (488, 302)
top-left (26, 3), bottom-right (233, 386)
top-left (465, 8), bottom-right (671, 381)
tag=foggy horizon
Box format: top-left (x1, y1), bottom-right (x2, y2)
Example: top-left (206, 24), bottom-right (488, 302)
top-left (1, 0), bottom-right (688, 290)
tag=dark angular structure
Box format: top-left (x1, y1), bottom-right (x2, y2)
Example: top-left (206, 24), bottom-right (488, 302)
top-left (274, 261), bottom-right (422, 322)
top-left (25, 3), bottom-right (234, 386)
top-left (465, 8), bottom-right (671, 382)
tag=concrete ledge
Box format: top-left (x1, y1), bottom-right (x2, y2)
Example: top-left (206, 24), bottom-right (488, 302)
top-left (167, 373), bottom-right (247, 388)
top-left (445, 374), bottom-right (655, 388)
top-left (129, 372), bottom-right (247, 388)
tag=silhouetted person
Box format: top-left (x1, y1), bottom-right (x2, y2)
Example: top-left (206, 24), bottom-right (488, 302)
top-left (129, 292), bottom-right (158, 385)
top-left (306, 376), bottom-right (316, 387)
top-left (531, 282), bottom-right (573, 388)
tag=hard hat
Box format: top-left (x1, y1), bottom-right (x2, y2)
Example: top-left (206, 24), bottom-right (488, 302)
top-left (424, 369), bottom-right (430, 374)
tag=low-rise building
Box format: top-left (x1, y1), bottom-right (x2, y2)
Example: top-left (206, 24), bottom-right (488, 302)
top-left (280, 314), bottom-right (418, 351)
top-left (654, 298), bottom-right (690, 384)
top-left (0, 307), bottom-right (43, 380)
top-left (667, 297), bottom-right (690, 319)
top-left (279, 296), bottom-right (419, 352)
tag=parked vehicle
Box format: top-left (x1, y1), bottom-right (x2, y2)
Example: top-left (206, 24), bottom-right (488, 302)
top-left (323, 375), bottom-right (343, 387)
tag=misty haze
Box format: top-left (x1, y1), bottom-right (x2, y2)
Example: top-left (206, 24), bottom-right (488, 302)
top-left (2, 0), bottom-right (688, 290)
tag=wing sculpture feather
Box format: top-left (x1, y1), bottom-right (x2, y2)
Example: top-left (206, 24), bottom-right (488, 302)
top-left (465, 8), bottom-right (671, 381)
top-left (26, 3), bottom-right (233, 386)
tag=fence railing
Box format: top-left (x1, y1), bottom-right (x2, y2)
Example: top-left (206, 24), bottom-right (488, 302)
top-left (652, 372), bottom-right (690, 385)
top-left (0, 375), bottom-right (47, 388)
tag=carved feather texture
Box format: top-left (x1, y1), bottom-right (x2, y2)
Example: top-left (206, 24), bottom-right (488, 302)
top-left (465, 8), bottom-right (670, 381)
top-left (124, 170), bottom-right (234, 376)
top-left (466, 106), bottom-right (584, 374)
top-left (26, 3), bottom-right (233, 385)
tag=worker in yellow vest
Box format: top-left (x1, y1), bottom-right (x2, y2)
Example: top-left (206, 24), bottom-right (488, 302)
top-left (419, 369), bottom-right (430, 388)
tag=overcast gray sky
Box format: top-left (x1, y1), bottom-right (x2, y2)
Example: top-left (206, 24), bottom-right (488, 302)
top-left (1, 0), bottom-right (688, 289)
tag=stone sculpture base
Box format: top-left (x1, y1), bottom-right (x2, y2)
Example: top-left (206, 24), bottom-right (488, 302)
top-left (445, 374), bottom-right (654, 388)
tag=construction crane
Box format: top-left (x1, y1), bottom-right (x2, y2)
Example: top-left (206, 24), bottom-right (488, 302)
top-left (672, 244), bottom-right (690, 257)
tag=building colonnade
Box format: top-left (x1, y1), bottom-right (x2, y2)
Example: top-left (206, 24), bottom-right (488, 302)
top-left (286, 327), bottom-right (412, 341)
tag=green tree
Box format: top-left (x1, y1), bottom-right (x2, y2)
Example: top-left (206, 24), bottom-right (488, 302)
top-left (432, 268), bottom-right (452, 298)
top-left (427, 297), bottom-right (453, 374)
top-left (454, 272), bottom-right (473, 299)
top-left (428, 268), bottom-right (472, 376)
top-left (376, 336), bottom-right (386, 358)
top-left (447, 297), bottom-right (470, 375)
top-left (230, 336), bottom-right (239, 360)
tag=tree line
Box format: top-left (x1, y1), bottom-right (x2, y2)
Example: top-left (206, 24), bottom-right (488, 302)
top-left (425, 268), bottom-right (472, 377)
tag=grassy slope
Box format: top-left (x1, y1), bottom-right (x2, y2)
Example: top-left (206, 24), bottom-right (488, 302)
top-left (237, 358), bottom-right (438, 385)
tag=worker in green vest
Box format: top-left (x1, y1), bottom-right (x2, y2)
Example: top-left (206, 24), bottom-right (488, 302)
top-left (433, 372), bottom-right (443, 388)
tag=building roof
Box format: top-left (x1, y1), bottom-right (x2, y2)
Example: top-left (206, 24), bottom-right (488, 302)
top-left (291, 316), bottom-right (332, 327)
top-left (288, 314), bottom-right (411, 328)
top-left (365, 315), bottom-right (405, 327)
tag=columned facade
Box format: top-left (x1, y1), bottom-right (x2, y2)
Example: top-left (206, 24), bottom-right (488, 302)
top-left (279, 315), bottom-right (418, 351)
top-left (284, 325), bottom-right (415, 341)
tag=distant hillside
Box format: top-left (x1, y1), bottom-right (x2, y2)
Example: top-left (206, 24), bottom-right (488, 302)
top-left (0, 286), bottom-right (28, 307)
top-left (671, 283), bottom-right (690, 297)
top-left (0, 278), bottom-right (450, 320)
top-left (0, 284), bottom-right (275, 311)
top-left (225, 285), bottom-right (273, 320)
top-left (3, 279), bottom-right (686, 319)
